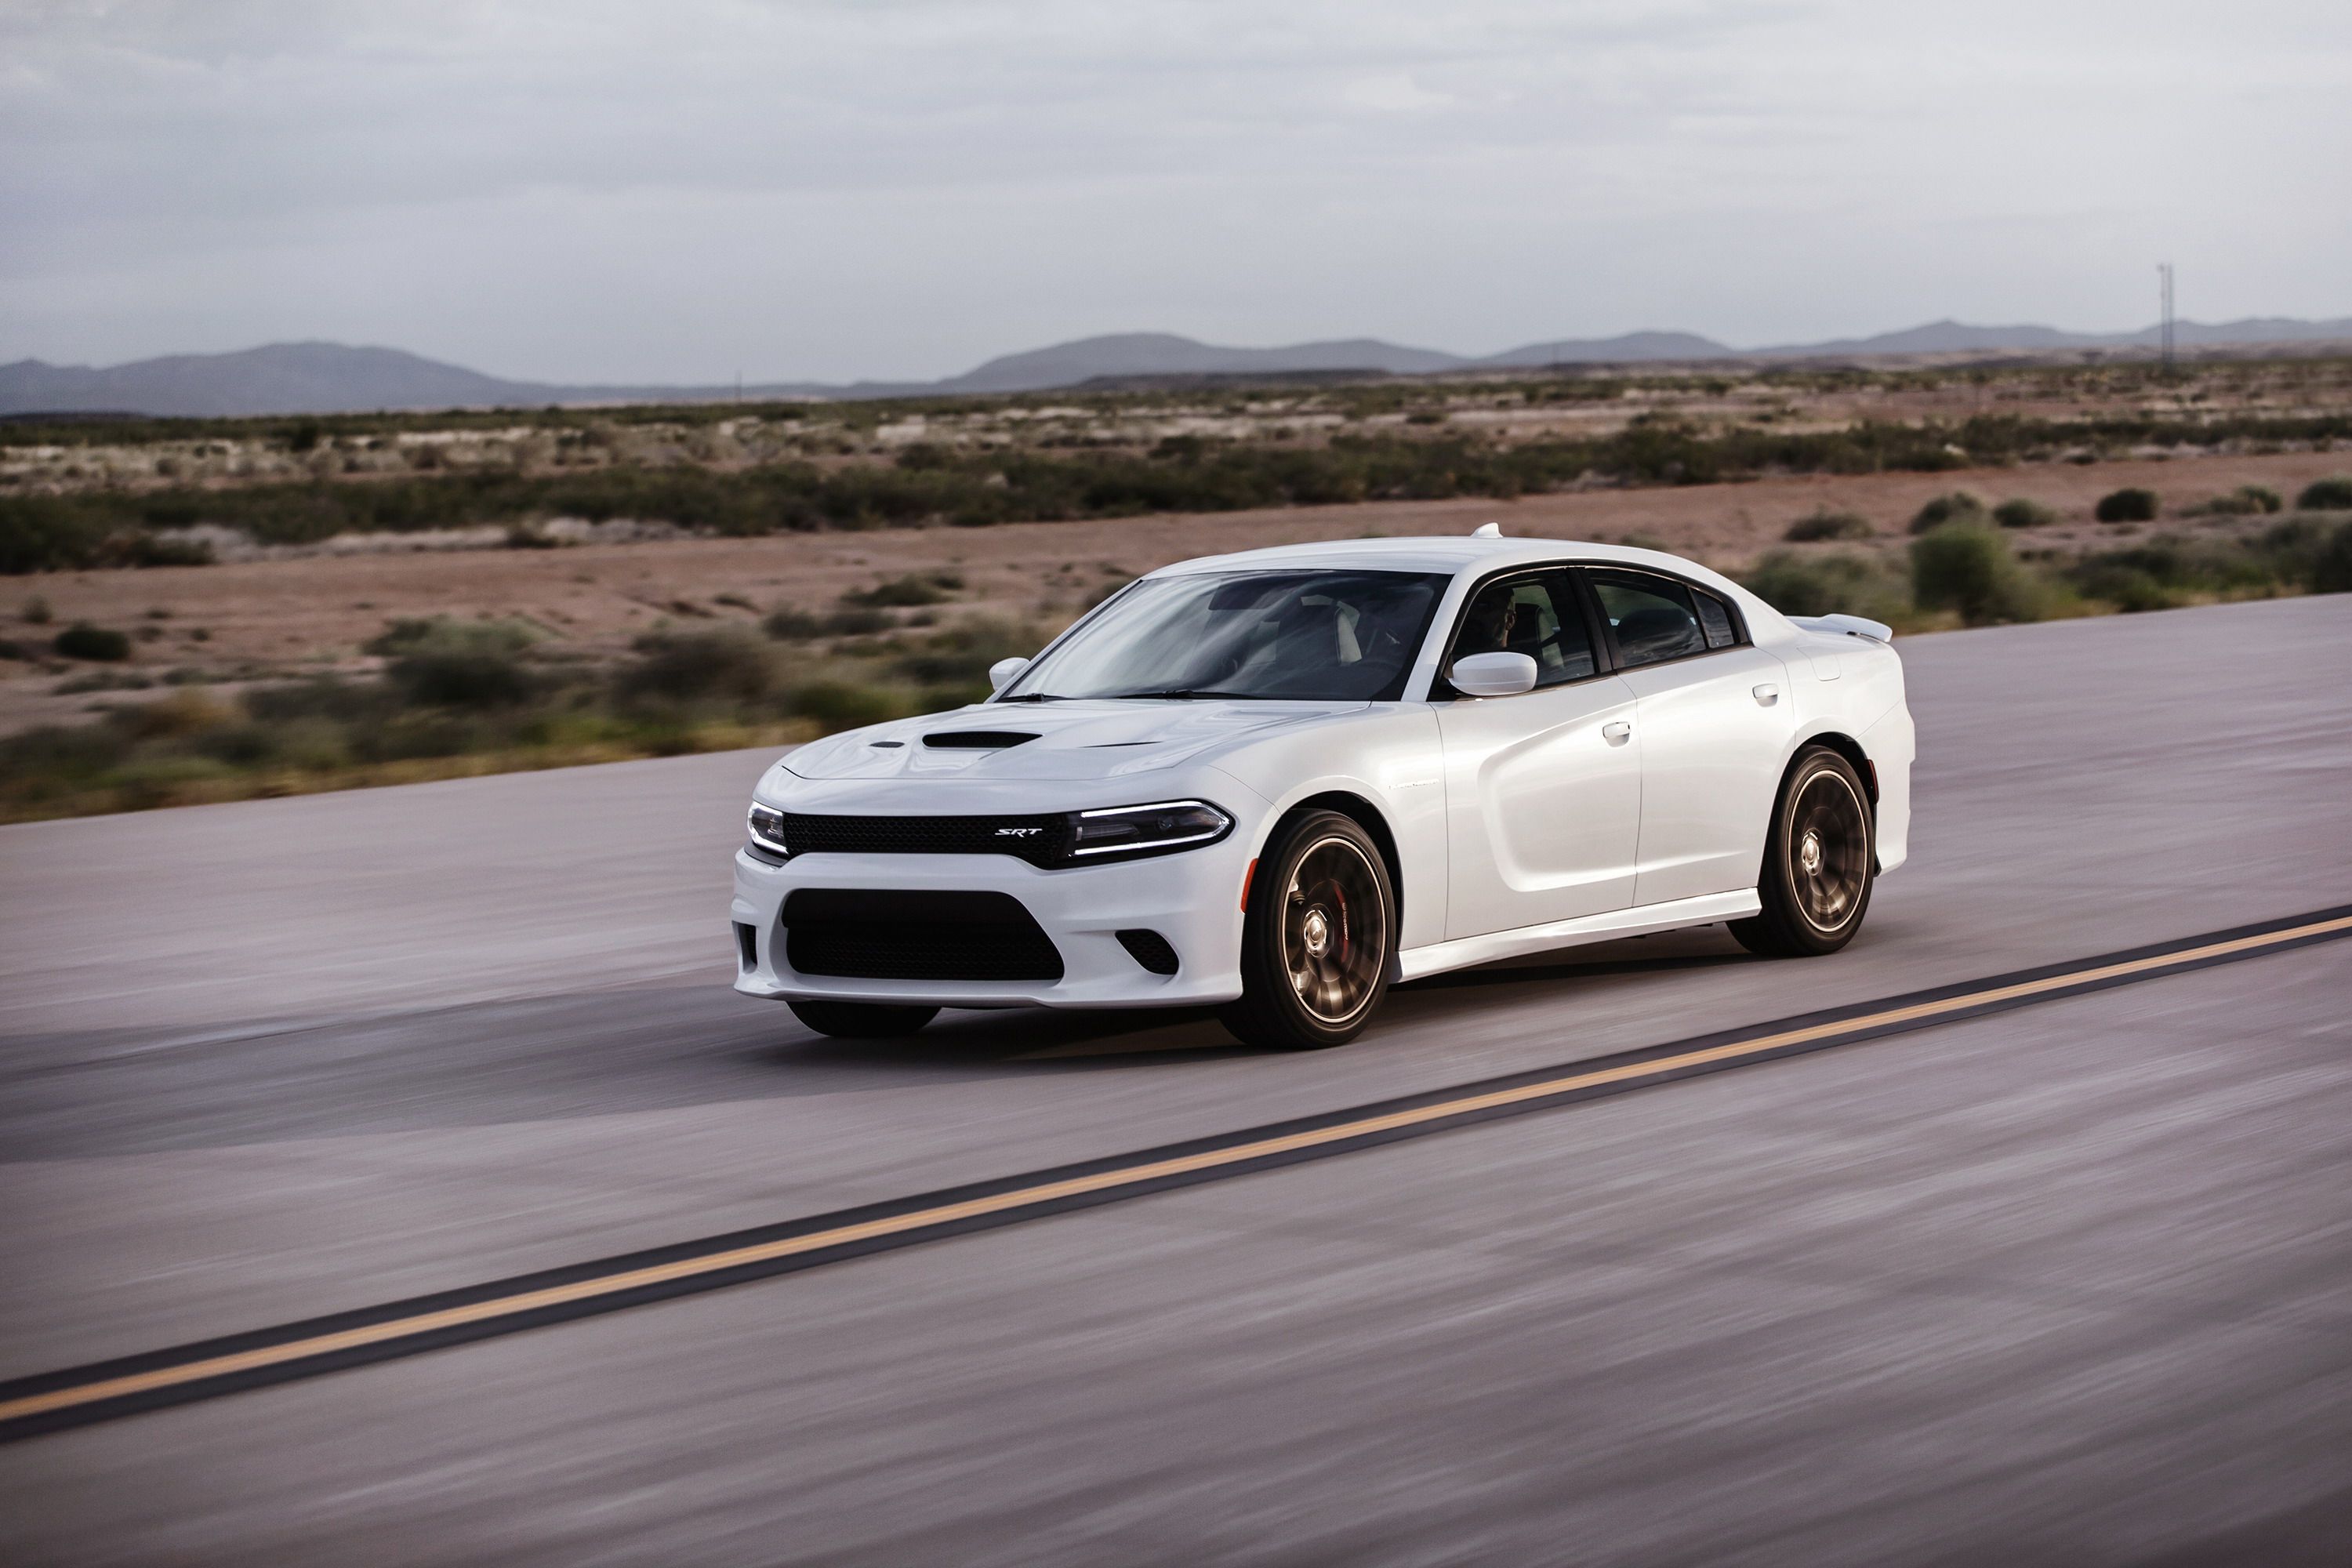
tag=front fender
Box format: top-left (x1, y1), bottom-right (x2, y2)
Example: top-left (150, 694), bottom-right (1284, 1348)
top-left (1208, 706), bottom-right (1448, 951)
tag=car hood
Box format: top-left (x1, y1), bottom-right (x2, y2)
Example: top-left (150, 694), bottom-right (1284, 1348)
top-left (782, 700), bottom-right (1356, 782)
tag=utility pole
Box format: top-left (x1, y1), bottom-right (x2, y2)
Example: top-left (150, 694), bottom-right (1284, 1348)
top-left (2157, 262), bottom-right (2176, 377)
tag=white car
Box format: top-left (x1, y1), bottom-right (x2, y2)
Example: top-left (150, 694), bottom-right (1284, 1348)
top-left (732, 531), bottom-right (1913, 1050)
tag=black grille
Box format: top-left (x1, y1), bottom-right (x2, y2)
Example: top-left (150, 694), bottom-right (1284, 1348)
top-left (781, 889), bottom-right (1063, 982)
top-left (1116, 929), bottom-right (1180, 975)
top-left (766, 811), bottom-right (1069, 866)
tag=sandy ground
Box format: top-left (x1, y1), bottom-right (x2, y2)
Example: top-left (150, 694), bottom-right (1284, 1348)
top-left (3, 446), bottom-right (2345, 738)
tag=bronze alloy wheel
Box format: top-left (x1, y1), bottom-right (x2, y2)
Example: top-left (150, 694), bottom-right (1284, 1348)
top-left (1730, 746), bottom-right (1876, 960)
top-left (1788, 766), bottom-right (1869, 933)
top-left (1223, 809), bottom-right (1396, 1050)
top-left (1282, 834), bottom-right (1388, 1026)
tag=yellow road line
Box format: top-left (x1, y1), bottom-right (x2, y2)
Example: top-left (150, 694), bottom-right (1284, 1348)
top-left (8, 912), bottom-right (2347, 1428)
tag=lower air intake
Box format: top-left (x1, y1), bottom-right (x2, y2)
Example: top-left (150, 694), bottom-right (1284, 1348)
top-left (1115, 929), bottom-right (1180, 975)
top-left (781, 888), bottom-right (1064, 982)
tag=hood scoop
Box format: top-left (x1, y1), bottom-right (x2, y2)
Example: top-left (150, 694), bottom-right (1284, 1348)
top-left (922, 730), bottom-right (1039, 750)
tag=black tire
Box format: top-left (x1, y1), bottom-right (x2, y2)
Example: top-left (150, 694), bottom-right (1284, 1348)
top-left (787, 999), bottom-right (939, 1039)
top-left (1221, 810), bottom-right (1395, 1051)
top-left (1730, 746), bottom-right (1875, 958)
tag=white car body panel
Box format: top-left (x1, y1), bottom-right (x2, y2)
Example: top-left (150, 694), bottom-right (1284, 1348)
top-left (1434, 674), bottom-right (1642, 937)
top-left (731, 534), bottom-right (1915, 1012)
top-left (1618, 644), bottom-right (1795, 907)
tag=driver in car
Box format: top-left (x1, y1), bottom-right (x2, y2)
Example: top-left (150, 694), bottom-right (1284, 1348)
top-left (1450, 586), bottom-right (1519, 678)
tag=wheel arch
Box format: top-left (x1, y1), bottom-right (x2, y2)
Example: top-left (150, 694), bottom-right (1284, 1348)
top-left (1787, 727), bottom-right (1877, 806)
top-left (1278, 789), bottom-right (1405, 929)
top-left (1779, 728), bottom-right (1880, 873)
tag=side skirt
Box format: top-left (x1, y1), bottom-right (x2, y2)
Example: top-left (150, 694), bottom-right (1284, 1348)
top-left (1394, 890), bottom-right (1762, 983)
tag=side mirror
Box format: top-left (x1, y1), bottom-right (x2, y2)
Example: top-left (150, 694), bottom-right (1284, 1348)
top-left (988, 656), bottom-right (1032, 692)
top-left (1450, 651), bottom-right (1538, 698)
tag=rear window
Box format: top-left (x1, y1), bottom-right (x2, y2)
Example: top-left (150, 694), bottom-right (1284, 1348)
top-left (1693, 590), bottom-right (1739, 648)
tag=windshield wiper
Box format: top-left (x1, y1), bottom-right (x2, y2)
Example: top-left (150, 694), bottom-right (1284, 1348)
top-left (1097, 687), bottom-right (1270, 701)
top-left (993, 691), bottom-right (1068, 703)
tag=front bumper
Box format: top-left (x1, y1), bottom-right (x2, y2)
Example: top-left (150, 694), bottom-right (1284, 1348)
top-left (730, 833), bottom-right (1255, 1009)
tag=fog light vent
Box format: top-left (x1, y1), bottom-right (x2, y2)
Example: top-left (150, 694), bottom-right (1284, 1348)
top-left (734, 922), bottom-right (758, 971)
top-left (1116, 929), bottom-right (1180, 975)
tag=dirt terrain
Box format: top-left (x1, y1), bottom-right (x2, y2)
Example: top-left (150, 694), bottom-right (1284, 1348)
top-left (5, 445), bottom-right (2341, 739)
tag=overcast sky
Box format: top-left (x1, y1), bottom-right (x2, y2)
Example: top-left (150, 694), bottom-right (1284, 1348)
top-left (5, 0), bottom-right (2348, 383)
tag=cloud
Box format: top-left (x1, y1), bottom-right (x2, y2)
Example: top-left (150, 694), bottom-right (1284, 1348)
top-left (1341, 73), bottom-right (1455, 112)
top-left (2, 0), bottom-right (2347, 380)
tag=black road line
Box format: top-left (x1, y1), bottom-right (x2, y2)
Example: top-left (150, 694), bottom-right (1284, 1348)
top-left (3, 903), bottom-right (2347, 1444)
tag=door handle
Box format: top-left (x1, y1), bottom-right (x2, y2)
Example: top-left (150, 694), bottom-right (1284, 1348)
top-left (1752, 683), bottom-right (1780, 705)
top-left (1602, 721), bottom-right (1632, 742)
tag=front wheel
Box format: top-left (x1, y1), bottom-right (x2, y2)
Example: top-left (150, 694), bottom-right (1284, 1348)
top-left (787, 999), bottom-right (939, 1039)
top-left (1221, 810), bottom-right (1395, 1051)
top-left (1730, 746), bottom-right (1875, 958)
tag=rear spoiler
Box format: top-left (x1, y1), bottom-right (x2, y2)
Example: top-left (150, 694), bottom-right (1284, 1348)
top-left (1788, 612), bottom-right (1893, 644)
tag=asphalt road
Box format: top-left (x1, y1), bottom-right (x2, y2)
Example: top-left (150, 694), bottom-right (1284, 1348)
top-left (2, 594), bottom-right (2349, 1564)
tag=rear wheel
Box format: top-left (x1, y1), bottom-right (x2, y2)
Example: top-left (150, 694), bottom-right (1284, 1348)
top-left (787, 999), bottom-right (939, 1039)
top-left (1730, 746), bottom-right (1875, 958)
top-left (1221, 810), bottom-right (1394, 1051)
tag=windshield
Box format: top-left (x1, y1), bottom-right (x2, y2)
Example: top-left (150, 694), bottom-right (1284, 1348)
top-left (1002, 569), bottom-right (1449, 702)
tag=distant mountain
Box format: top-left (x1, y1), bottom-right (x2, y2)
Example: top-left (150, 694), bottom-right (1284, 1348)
top-left (1751, 319), bottom-right (2093, 357)
top-left (0, 342), bottom-right (847, 419)
top-left (6, 318), bottom-right (2349, 417)
top-left (1750, 315), bottom-right (2352, 358)
top-left (0, 343), bottom-right (559, 419)
top-left (1473, 331), bottom-right (1733, 367)
top-left (935, 332), bottom-right (1467, 393)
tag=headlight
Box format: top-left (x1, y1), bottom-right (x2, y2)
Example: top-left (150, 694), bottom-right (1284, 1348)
top-left (1068, 800), bottom-right (1232, 862)
top-left (747, 802), bottom-right (791, 855)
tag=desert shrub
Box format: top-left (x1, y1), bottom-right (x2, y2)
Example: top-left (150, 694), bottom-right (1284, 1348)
top-left (241, 677), bottom-right (388, 727)
top-left (2094, 487), bottom-right (2160, 523)
top-left (1911, 523), bottom-right (2041, 625)
top-left (616, 629), bottom-right (774, 705)
top-left (843, 573), bottom-right (958, 608)
top-left (2187, 485), bottom-right (2284, 517)
top-left (108, 530), bottom-right (216, 568)
top-left (1992, 498), bottom-right (2059, 529)
top-left (368, 618), bottom-right (539, 707)
top-left (1782, 508), bottom-right (1873, 543)
top-left (0, 721), bottom-right (134, 786)
top-left (1907, 492), bottom-right (1986, 534)
top-left (2296, 476), bottom-right (2352, 511)
top-left (880, 616), bottom-right (1038, 695)
top-left (760, 606), bottom-right (823, 640)
top-left (821, 607), bottom-right (892, 636)
top-left (22, 595), bottom-right (53, 624)
top-left (2313, 519), bottom-right (2352, 593)
top-left (2067, 532), bottom-right (2288, 612)
top-left (53, 622), bottom-right (132, 661)
top-left (785, 680), bottom-right (913, 730)
top-left (1740, 551), bottom-right (1911, 623)
top-left (12, 409), bottom-right (2352, 572)
top-left (53, 670), bottom-right (154, 694)
top-left (195, 724), bottom-right (281, 768)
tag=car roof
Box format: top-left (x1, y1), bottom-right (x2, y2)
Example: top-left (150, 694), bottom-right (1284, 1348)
top-left (1150, 532), bottom-right (1711, 581)
top-left (1143, 530), bottom-right (1798, 645)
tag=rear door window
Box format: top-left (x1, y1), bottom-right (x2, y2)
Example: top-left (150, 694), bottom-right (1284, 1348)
top-left (1586, 571), bottom-right (1708, 668)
